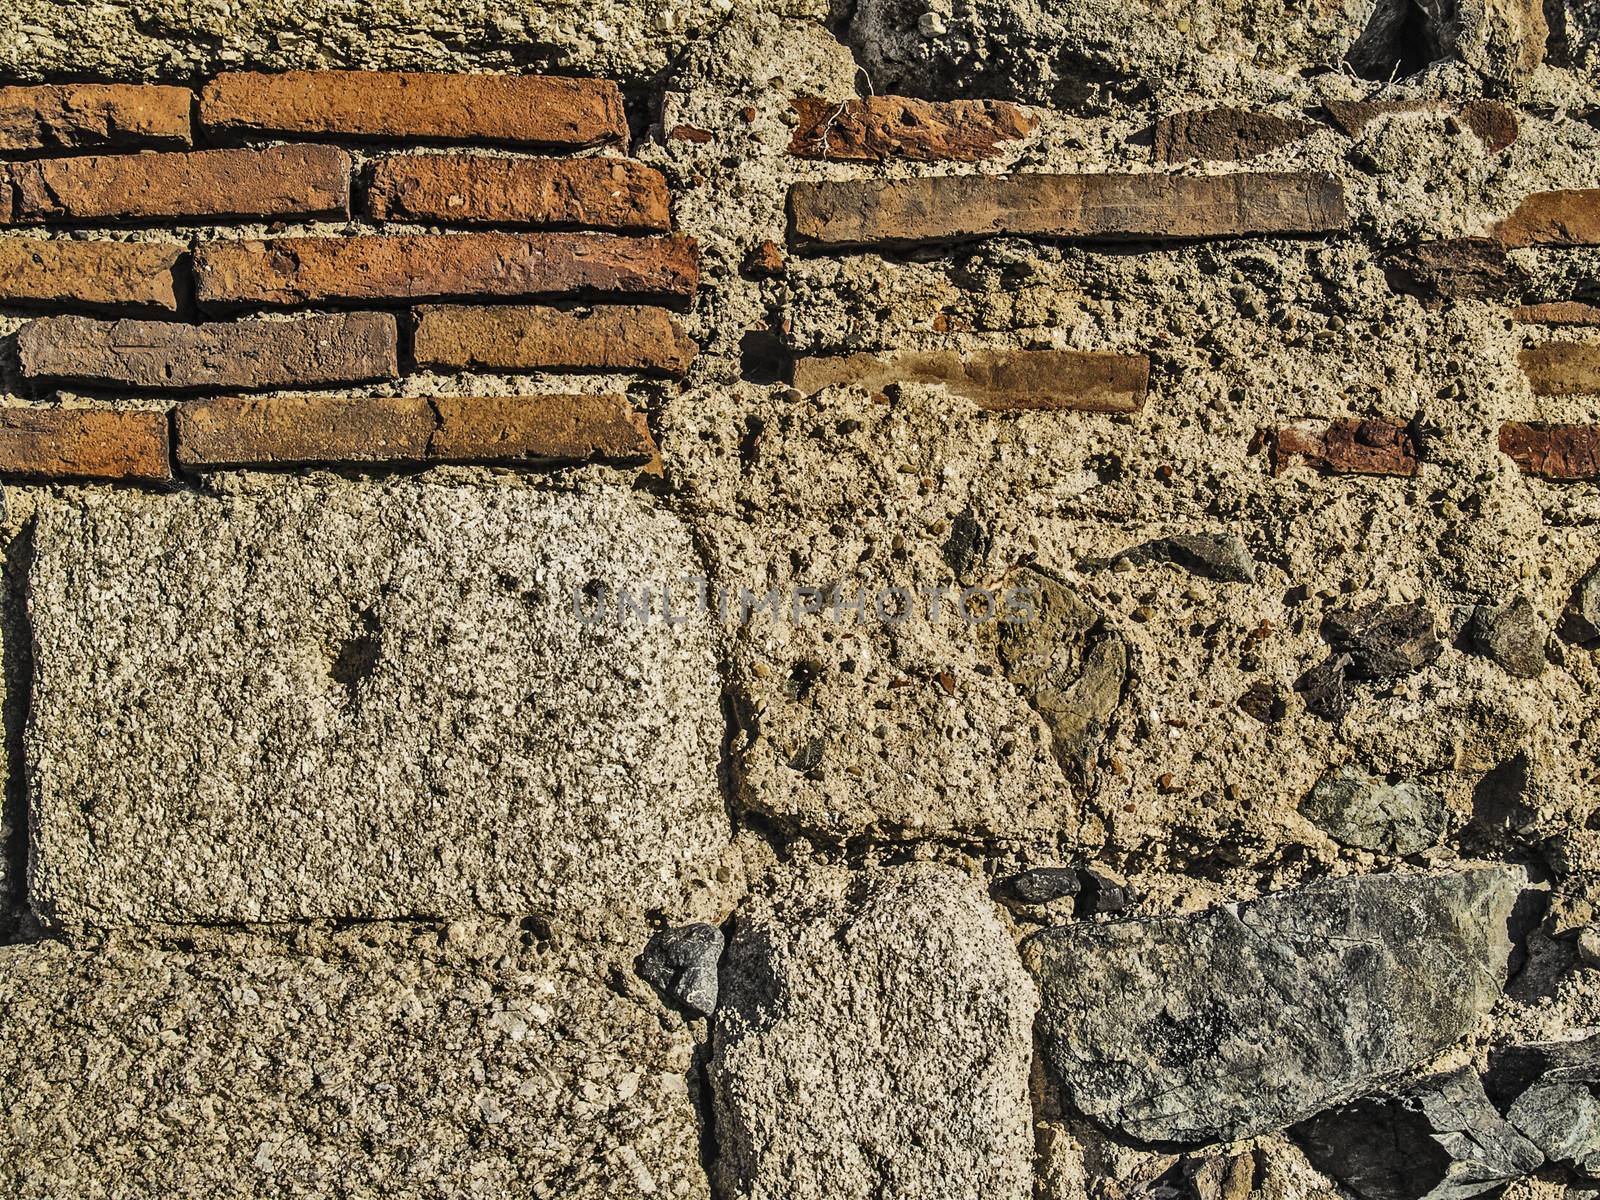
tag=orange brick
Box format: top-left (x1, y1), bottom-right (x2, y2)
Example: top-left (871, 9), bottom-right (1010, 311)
top-left (430, 394), bottom-right (655, 464)
top-left (1496, 190), bottom-right (1600, 247)
top-left (0, 407), bottom-right (172, 483)
top-left (413, 305), bottom-right (696, 376)
top-left (0, 238), bottom-right (182, 312)
top-left (0, 84), bottom-right (192, 151)
top-left (1273, 419), bottom-right (1418, 477)
top-left (792, 349), bottom-right (1148, 412)
top-left (367, 154), bottom-right (670, 230)
top-left (174, 395), bottom-right (433, 468)
top-left (1500, 423), bottom-right (1600, 480)
top-left (787, 96), bottom-right (1036, 162)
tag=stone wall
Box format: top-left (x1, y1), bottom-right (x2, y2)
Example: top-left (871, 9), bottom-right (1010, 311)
top-left (0, 0), bottom-right (1598, 1195)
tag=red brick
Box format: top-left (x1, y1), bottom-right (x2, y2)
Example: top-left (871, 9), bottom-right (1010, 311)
top-left (7, 146), bottom-right (349, 225)
top-left (17, 312), bottom-right (398, 392)
top-left (1500, 423), bottom-right (1600, 480)
top-left (1520, 342), bottom-right (1600, 395)
top-left (0, 238), bottom-right (182, 312)
top-left (200, 71), bottom-right (626, 148)
top-left (1151, 108), bottom-right (1318, 163)
top-left (791, 349), bottom-right (1148, 413)
top-left (367, 155), bottom-right (670, 231)
top-left (787, 95), bottom-right (1037, 162)
top-left (1321, 99), bottom-right (1518, 152)
top-left (174, 395), bottom-right (433, 468)
top-left (412, 305), bottom-right (696, 376)
top-left (1496, 190), bottom-right (1600, 248)
top-left (193, 233), bottom-right (698, 310)
top-left (430, 394), bottom-right (655, 464)
top-left (1273, 419), bottom-right (1418, 477)
top-left (788, 172), bottom-right (1347, 248)
top-left (0, 84), bottom-right (192, 151)
top-left (0, 407), bottom-right (172, 483)
top-left (1513, 302), bottom-right (1600, 326)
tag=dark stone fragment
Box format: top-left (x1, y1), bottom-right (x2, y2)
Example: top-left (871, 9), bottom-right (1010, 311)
top-left (1008, 867), bottom-right (1080, 905)
top-left (1076, 867), bottom-right (1129, 915)
top-left (1324, 601), bottom-right (1442, 680)
top-left (1489, 1035), bottom-right (1600, 1177)
top-left (1296, 652), bottom-right (1354, 721)
top-left (1237, 681), bottom-right (1288, 725)
top-left (1561, 562), bottom-right (1600, 644)
top-left (1468, 598), bottom-right (1549, 678)
top-left (1129, 533), bottom-right (1257, 584)
top-left (1381, 238), bottom-right (1530, 302)
top-left (943, 507), bottom-right (991, 582)
top-left (638, 922), bottom-right (724, 1017)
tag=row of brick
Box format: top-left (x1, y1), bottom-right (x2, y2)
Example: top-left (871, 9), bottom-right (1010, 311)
top-left (12, 307), bottom-right (696, 391)
top-left (0, 393), bottom-right (655, 483)
top-left (1275, 419), bottom-right (1600, 482)
top-left (0, 74), bottom-right (627, 152)
top-left (0, 149), bottom-right (671, 230)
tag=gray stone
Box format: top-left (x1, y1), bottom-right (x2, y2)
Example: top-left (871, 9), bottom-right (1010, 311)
top-left (1469, 598), bottom-right (1549, 678)
top-left (1491, 1035), bottom-right (1600, 1177)
top-left (1077, 867), bottom-right (1130, 915)
top-left (1299, 766), bottom-right (1449, 856)
top-left (711, 864), bottom-right (1038, 1200)
top-left (1023, 867), bottom-right (1526, 1145)
top-left (1561, 563), bottom-right (1600, 643)
top-left (1295, 1069), bottom-right (1544, 1200)
top-left (638, 922), bottom-right (724, 1016)
top-left (0, 930), bottom-right (707, 1197)
top-left (1123, 534), bottom-right (1257, 584)
top-left (26, 480), bottom-right (730, 929)
top-left (1008, 866), bottom-right (1081, 905)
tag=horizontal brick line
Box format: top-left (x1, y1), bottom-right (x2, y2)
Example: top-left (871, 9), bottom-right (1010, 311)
top-left (1500, 423), bottom-right (1600, 480)
top-left (366, 155), bottom-right (671, 231)
top-left (0, 408), bottom-right (174, 484)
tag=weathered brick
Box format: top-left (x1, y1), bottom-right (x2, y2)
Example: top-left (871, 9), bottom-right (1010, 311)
top-left (1273, 419), bottom-right (1419, 477)
top-left (413, 305), bottom-right (696, 375)
top-left (1497, 190), bottom-right (1600, 247)
top-left (367, 154), bottom-right (671, 230)
top-left (786, 95), bottom-right (1037, 162)
top-left (1321, 99), bottom-right (1518, 152)
top-left (175, 395), bottom-right (433, 468)
top-left (0, 407), bottom-right (171, 483)
top-left (0, 238), bottom-right (182, 312)
top-left (1151, 108), bottom-right (1318, 163)
top-left (788, 172), bottom-right (1347, 248)
top-left (0, 83), bottom-right (192, 151)
top-left (7, 145), bottom-right (350, 225)
top-left (431, 394), bottom-right (655, 463)
top-left (1381, 238), bottom-right (1529, 301)
top-left (193, 232), bottom-right (698, 309)
top-left (200, 71), bottom-right (627, 148)
top-left (1520, 342), bottom-right (1600, 395)
top-left (1500, 423), bottom-right (1600, 480)
top-left (17, 312), bottom-right (398, 391)
top-left (1514, 301), bottom-right (1600, 325)
top-left (792, 349), bottom-right (1148, 412)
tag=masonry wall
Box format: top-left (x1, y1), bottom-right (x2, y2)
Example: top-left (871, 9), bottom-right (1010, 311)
top-left (0, 1), bottom-right (1598, 1197)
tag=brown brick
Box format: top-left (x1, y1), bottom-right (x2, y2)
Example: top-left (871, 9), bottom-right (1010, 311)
top-left (1520, 342), bottom-right (1600, 395)
top-left (17, 312), bottom-right (398, 392)
top-left (0, 407), bottom-right (172, 483)
top-left (174, 395), bottom-right (433, 468)
top-left (413, 305), bottom-right (696, 376)
top-left (1500, 423), bottom-right (1600, 480)
top-left (193, 233), bottom-right (698, 310)
top-left (367, 155), bottom-right (670, 231)
top-left (200, 71), bottom-right (626, 148)
top-left (1380, 238), bottom-right (1529, 301)
top-left (1151, 108), bottom-right (1318, 163)
top-left (430, 394), bottom-right (655, 464)
top-left (1513, 302), bottom-right (1600, 326)
top-left (791, 349), bottom-right (1148, 413)
top-left (1321, 100), bottom-right (1518, 152)
top-left (1497, 190), bottom-right (1600, 248)
top-left (0, 238), bottom-right (182, 312)
top-left (8, 146), bottom-right (350, 225)
top-left (0, 84), bottom-right (192, 151)
top-left (788, 173), bottom-right (1347, 248)
top-left (786, 95), bottom-right (1037, 162)
top-left (1273, 419), bottom-right (1418, 477)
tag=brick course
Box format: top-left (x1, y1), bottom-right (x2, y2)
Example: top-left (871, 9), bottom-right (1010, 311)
top-left (367, 154), bottom-right (671, 230)
top-left (792, 349), bottom-right (1149, 412)
top-left (786, 96), bottom-right (1037, 162)
top-left (431, 394), bottom-right (654, 463)
top-left (0, 238), bottom-right (182, 312)
top-left (1496, 189), bottom-right (1600, 247)
top-left (1272, 419), bottom-right (1419, 477)
top-left (16, 312), bottom-right (399, 391)
top-left (1514, 302), bottom-right (1600, 325)
top-left (174, 395), bottom-right (433, 468)
top-left (1321, 99), bottom-right (1518, 151)
top-left (193, 232), bottom-right (699, 309)
top-left (0, 83), bottom-right (192, 150)
top-left (413, 304), bottom-right (696, 375)
top-left (200, 71), bottom-right (628, 147)
top-left (1500, 423), bottom-right (1600, 480)
top-left (1151, 108), bottom-right (1318, 163)
top-left (0, 408), bottom-right (171, 483)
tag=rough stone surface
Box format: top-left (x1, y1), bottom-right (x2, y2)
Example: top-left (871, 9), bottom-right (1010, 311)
top-left (1499, 422), bottom-right (1600, 480)
top-left (1295, 1069), bottom-right (1545, 1200)
top-left (430, 394), bottom-right (655, 464)
top-left (711, 864), bottom-right (1038, 1200)
top-left (26, 481), bottom-right (730, 927)
top-left (789, 172), bottom-right (1348, 248)
top-left (0, 82), bottom-right (192, 150)
top-left (1007, 866), bottom-right (1082, 904)
top-left (174, 395), bottom-right (434, 468)
top-left (0, 931), bottom-right (709, 1197)
top-left (793, 349), bottom-right (1148, 412)
top-left (1380, 239), bottom-right (1529, 301)
top-left (1274, 419), bottom-right (1420, 476)
top-left (201, 70), bottom-right (628, 147)
top-left (1520, 342), bottom-right (1600, 396)
top-left (1562, 561), bottom-right (1600, 643)
top-left (1496, 189), bottom-right (1600, 247)
top-left (1491, 1036), bottom-right (1600, 1176)
top-left (193, 232), bottom-right (699, 309)
top-left (1298, 600), bottom-right (1444, 721)
top-left (637, 922), bottom-right (724, 1016)
top-left (1024, 867), bottom-right (1526, 1144)
top-left (367, 154), bottom-right (672, 230)
top-left (1468, 598), bottom-right (1550, 678)
top-left (16, 312), bottom-right (399, 391)
top-left (0, 407), bottom-right (172, 483)
top-left (7, 145), bottom-right (350, 224)
top-left (1299, 765), bottom-right (1449, 855)
top-left (786, 94), bottom-right (1038, 161)
top-left (1152, 108), bottom-right (1319, 163)
top-left (0, 237), bottom-right (182, 312)
top-left (413, 304), bottom-right (697, 375)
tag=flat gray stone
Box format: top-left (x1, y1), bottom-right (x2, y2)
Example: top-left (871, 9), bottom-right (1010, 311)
top-left (26, 479), bottom-right (730, 927)
top-left (0, 932), bottom-right (707, 1197)
top-left (711, 864), bottom-right (1038, 1200)
top-left (1299, 766), bottom-right (1449, 856)
top-left (1023, 867), bottom-right (1526, 1145)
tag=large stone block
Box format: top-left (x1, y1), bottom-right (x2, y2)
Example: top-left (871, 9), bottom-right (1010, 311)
top-left (0, 932), bottom-right (708, 1197)
top-left (710, 864), bottom-right (1038, 1200)
top-left (26, 480), bottom-right (730, 927)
